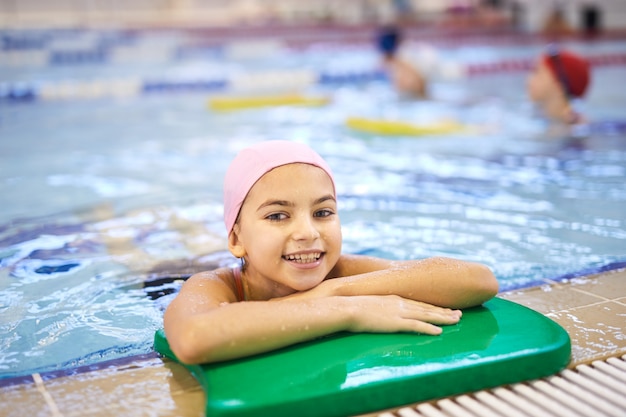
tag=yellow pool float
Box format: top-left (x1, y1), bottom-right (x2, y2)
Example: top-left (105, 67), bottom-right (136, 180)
top-left (209, 94), bottom-right (329, 111)
top-left (346, 117), bottom-right (466, 136)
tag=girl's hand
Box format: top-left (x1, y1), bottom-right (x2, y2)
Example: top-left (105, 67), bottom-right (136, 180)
top-left (344, 295), bottom-right (462, 335)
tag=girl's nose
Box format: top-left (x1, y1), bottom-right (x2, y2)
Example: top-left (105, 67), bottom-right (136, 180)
top-left (291, 214), bottom-right (320, 241)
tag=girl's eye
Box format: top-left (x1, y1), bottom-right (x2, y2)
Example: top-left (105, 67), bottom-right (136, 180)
top-left (266, 213), bottom-right (287, 221)
top-left (314, 209), bottom-right (334, 218)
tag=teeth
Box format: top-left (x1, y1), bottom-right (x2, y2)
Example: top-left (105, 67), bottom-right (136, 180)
top-left (284, 253), bottom-right (321, 263)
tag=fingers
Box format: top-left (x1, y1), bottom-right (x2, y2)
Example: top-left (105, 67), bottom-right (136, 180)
top-left (403, 320), bottom-right (443, 336)
top-left (348, 295), bottom-right (462, 335)
top-left (402, 299), bottom-right (462, 325)
top-left (396, 300), bottom-right (461, 335)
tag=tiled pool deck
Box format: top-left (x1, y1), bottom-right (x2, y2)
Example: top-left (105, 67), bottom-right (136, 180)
top-left (1, 268), bottom-right (625, 417)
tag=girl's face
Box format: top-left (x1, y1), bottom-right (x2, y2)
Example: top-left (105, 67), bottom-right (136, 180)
top-left (231, 163), bottom-right (342, 297)
top-left (527, 59), bottom-right (560, 103)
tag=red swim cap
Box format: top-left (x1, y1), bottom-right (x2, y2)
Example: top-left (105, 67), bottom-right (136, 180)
top-left (542, 50), bottom-right (591, 98)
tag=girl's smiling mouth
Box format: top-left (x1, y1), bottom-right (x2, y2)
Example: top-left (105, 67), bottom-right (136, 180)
top-left (283, 252), bottom-right (323, 264)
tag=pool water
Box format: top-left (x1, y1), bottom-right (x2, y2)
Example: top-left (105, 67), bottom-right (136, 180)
top-left (1, 31), bottom-right (626, 379)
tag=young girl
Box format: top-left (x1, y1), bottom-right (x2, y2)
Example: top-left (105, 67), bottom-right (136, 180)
top-left (527, 46), bottom-right (591, 125)
top-left (164, 140), bottom-right (498, 364)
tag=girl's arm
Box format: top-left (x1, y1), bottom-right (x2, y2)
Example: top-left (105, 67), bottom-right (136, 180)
top-left (308, 255), bottom-right (499, 309)
top-left (163, 268), bottom-right (461, 365)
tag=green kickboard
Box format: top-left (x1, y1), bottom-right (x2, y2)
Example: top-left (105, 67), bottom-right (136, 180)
top-left (154, 297), bottom-right (570, 417)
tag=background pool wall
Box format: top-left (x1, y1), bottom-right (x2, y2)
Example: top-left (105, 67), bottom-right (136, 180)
top-left (1, 0), bottom-right (626, 33)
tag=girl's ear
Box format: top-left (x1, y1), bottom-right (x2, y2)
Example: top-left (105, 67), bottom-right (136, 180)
top-left (228, 225), bottom-right (246, 258)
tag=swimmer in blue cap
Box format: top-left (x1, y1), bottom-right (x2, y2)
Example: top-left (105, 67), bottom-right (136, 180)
top-left (377, 26), bottom-right (427, 98)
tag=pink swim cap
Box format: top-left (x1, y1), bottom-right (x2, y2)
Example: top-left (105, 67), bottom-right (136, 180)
top-left (223, 140), bottom-right (335, 236)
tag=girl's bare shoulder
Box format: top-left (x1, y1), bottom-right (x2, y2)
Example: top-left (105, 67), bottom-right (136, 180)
top-left (176, 267), bottom-right (239, 304)
top-left (185, 267), bottom-right (233, 284)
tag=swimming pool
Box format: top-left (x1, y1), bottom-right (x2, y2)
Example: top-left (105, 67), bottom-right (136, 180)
top-left (1, 29), bottom-right (626, 380)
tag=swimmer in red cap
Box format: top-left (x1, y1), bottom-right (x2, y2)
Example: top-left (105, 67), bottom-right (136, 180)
top-left (527, 45), bottom-right (591, 124)
top-left (377, 26), bottom-right (427, 98)
top-left (164, 140), bottom-right (497, 364)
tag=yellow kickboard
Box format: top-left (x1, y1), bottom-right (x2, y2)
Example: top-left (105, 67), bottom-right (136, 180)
top-left (209, 95), bottom-right (329, 111)
top-left (346, 117), bottom-right (465, 136)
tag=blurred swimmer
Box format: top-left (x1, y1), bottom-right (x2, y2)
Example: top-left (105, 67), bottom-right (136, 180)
top-left (527, 45), bottom-right (591, 124)
top-left (377, 26), bottom-right (427, 98)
